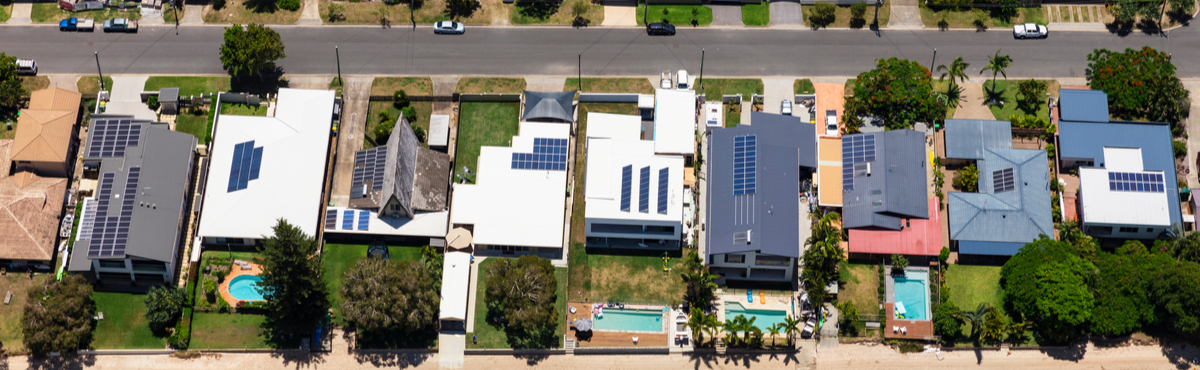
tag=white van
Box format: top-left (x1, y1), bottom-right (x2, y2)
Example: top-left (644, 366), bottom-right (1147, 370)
top-left (15, 59), bottom-right (37, 76)
top-left (676, 70), bottom-right (689, 90)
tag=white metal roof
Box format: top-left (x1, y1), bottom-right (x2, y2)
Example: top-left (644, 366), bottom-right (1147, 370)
top-left (585, 113), bottom-right (684, 223)
top-left (1080, 166), bottom-right (1171, 227)
top-left (586, 113), bottom-right (641, 141)
top-left (429, 114), bottom-right (450, 147)
top-left (197, 88), bottom-right (334, 240)
top-left (449, 121), bottom-right (569, 248)
top-left (653, 89), bottom-right (696, 155)
top-left (439, 251), bottom-right (472, 321)
top-left (322, 207), bottom-right (448, 238)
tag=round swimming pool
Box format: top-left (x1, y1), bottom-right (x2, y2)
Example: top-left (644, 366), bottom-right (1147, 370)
top-left (228, 275), bottom-right (266, 301)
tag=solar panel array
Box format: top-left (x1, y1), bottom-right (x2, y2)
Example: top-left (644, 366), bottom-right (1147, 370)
top-left (992, 168), bottom-right (1015, 193)
top-left (86, 167), bottom-right (140, 258)
top-left (227, 140), bottom-right (264, 192)
top-left (638, 166), bottom-right (651, 213)
top-left (324, 209), bottom-right (337, 230)
top-left (841, 134), bottom-right (877, 191)
top-left (511, 138), bottom-right (568, 171)
top-left (734, 135), bottom-right (757, 195)
top-left (657, 168), bottom-right (669, 215)
top-left (1109, 172), bottom-right (1165, 193)
top-left (357, 211), bottom-right (370, 231)
top-left (342, 210), bottom-right (354, 230)
top-left (77, 199), bottom-right (97, 241)
top-left (620, 165), bottom-right (632, 212)
top-left (87, 119), bottom-right (142, 158)
top-left (351, 147), bottom-right (388, 198)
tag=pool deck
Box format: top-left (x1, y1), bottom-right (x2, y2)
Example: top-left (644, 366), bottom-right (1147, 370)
top-left (566, 302), bottom-right (671, 348)
top-left (884, 267), bottom-right (934, 341)
top-left (219, 261), bottom-right (263, 306)
top-left (717, 292), bottom-right (795, 323)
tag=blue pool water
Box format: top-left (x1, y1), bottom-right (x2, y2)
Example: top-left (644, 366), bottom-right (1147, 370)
top-left (894, 270), bottom-right (930, 320)
top-left (229, 275), bottom-right (265, 301)
top-left (593, 309), bottom-right (664, 332)
top-left (724, 302), bottom-right (788, 329)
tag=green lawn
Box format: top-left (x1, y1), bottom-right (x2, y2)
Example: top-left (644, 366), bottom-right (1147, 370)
top-left (794, 79), bottom-right (815, 94)
top-left (1, 3), bottom-right (11, 23)
top-left (189, 313), bottom-right (269, 349)
top-left (701, 79), bottom-right (763, 100)
top-left (932, 80), bottom-right (958, 120)
top-left (803, 2), bottom-right (890, 29)
top-left (945, 264), bottom-right (1005, 318)
top-left (921, 5), bottom-right (1046, 29)
top-left (454, 102), bottom-right (520, 184)
top-left (636, 4), bottom-right (713, 26)
top-left (837, 262), bottom-right (880, 317)
top-left (175, 111), bottom-right (212, 144)
top-left (725, 103), bottom-right (741, 127)
top-left (0, 274), bottom-right (52, 354)
top-left (564, 78), bottom-right (655, 95)
top-left (322, 243), bottom-right (425, 325)
top-left (456, 78), bottom-right (527, 94)
top-left (742, 1), bottom-right (770, 26)
top-left (567, 241), bottom-right (686, 304)
top-left (469, 259), bottom-right (567, 349)
top-left (31, 2), bottom-right (142, 23)
top-left (91, 292), bottom-right (169, 349)
top-left (77, 76), bottom-right (113, 95)
top-left (220, 102), bottom-right (269, 116)
top-left (363, 101), bottom-right (434, 149)
top-left (982, 79), bottom-right (1052, 121)
top-left (371, 77), bottom-right (434, 96)
top-left (571, 103), bottom-right (642, 246)
top-left (144, 76), bottom-right (230, 97)
top-left (511, 0), bottom-right (605, 25)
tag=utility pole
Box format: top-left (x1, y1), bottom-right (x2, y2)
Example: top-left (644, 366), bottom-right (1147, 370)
top-left (643, 0), bottom-right (648, 26)
top-left (578, 54), bottom-right (582, 92)
top-left (335, 46), bottom-right (343, 99)
top-left (94, 52), bottom-right (104, 92)
top-left (173, 0), bottom-right (179, 34)
top-left (698, 49), bottom-right (705, 94)
top-left (931, 48), bottom-right (937, 70)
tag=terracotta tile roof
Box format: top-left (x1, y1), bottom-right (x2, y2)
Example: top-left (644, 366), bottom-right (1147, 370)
top-left (28, 88), bottom-right (83, 111)
top-left (12, 88), bottom-right (80, 164)
top-left (0, 141), bottom-right (67, 261)
top-left (12, 170), bottom-right (38, 188)
top-left (848, 197), bottom-right (942, 256)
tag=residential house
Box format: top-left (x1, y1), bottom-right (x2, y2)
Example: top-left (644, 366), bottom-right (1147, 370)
top-left (11, 87), bottom-right (81, 177)
top-left (841, 129), bottom-right (933, 260)
top-left (0, 141), bottom-right (68, 268)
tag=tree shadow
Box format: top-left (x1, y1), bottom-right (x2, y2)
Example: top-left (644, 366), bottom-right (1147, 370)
top-left (1105, 20), bottom-right (1135, 37)
top-left (1037, 338), bottom-right (1088, 362)
top-left (445, 0), bottom-right (481, 19)
top-left (355, 326), bottom-right (438, 349)
top-left (572, 16), bottom-right (591, 28)
top-left (849, 17), bottom-right (866, 29)
top-left (1136, 18), bottom-right (1163, 35)
top-left (1159, 342), bottom-right (1200, 370)
top-left (722, 351), bottom-right (765, 368)
top-left (513, 352), bottom-right (551, 365)
top-left (515, 0), bottom-right (561, 20)
top-left (983, 85), bottom-right (1006, 107)
top-left (974, 20), bottom-right (988, 32)
top-left (231, 68), bottom-right (290, 97)
top-left (26, 355), bottom-right (96, 370)
top-left (1167, 8), bottom-right (1193, 27)
top-left (244, 0), bottom-right (279, 13)
top-left (352, 351), bottom-right (433, 369)
top-left (268, 351), bottom-right (327, 368)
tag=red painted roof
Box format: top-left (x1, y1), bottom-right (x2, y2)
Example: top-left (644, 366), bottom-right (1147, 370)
top-left (848, 197), bottom-right (942, 256)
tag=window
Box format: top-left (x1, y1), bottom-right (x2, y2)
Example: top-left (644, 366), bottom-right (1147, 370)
top-left (1147, 228), bottom-right (1154, 233)
top-left (590, 224), bottom-right (674, 235)
top-left (1087, 226), bottom-right (1113, 235)
top-left (17, 161), bottom-right (31, 164)
top-left (98, 260), bottom-right (125, 269)
top-left (132, 260), bottom-right (166, 272)
top-left (644, 225), bottom-right (675, 235)
top-left (1118, 227), bottom-right (1138, 233)
top-left (215, 237), bottom-right (244, 245)
top-left (487, 245), bottom-right (530, 254)
top-left (724, 254), bottom-right (745, 263)
top-left (755, 255), bottom-right (791, 266)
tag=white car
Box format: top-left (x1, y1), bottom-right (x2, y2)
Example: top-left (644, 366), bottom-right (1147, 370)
top-left (434, 21), bottom-right (465, 35)
top-left (781, 100), bottom-right (793, 116)
top-left (1013, 23), bottom-right (1047, 39)
top-left (14, 59), bottom-right (37, 76)
top-left (825, 110), bottom-right (838, 136)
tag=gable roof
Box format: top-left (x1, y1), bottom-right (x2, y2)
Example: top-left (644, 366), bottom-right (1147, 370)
top-left (842, 130), bottom-right (928, 230)
top-left (349, 117), bottom-right (450, 216)
top-left (522, 90), bottom-right (576, 122)
top-left (12, 88), bottom-right (80, 164)
top-left (0, 140), bottom-right (68, 261)
top-left (948, 147), bottom-right (1053, 255)
top-left (944, 119), bottom-right (1012, 160)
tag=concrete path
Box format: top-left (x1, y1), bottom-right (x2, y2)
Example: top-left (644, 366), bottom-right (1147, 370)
top-left (762, 78), bottom-right (794, 115)
top-left (1186, 82), bottom-right (1200, 188)
top-left (601, 0), bottom-right (638, 26)
top-left (769, 0), bottom-right (804, 26)
top-left (464, 256), bottom-right (484, 333)
top-left (437, 333), bottom-right (465, 369)
top-left (329, 76), bottom-right (373, 208)
top-left (526, 76), bottom-right (566, 92)
top-left (182, 4), bottom-right (205, 25)
top-left (105, 76), bottom-right (156, 121)
top-left (47, 75), bottom-right (79, 92)
top-left (740, 101), bottom-right (751, 125)
top-left (297, 0), bottom-right (322, 25)
top-left (709, 4), bottom-right (743, 26)
top-left (8, 2), bottom-right (31, 24)
top-left (888, 0), bottom-right (923, 29)
top-left (951, 83), bottom-right (996, 120)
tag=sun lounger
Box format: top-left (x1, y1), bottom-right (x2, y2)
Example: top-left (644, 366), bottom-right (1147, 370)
top-left (901, 327), bottom-right (907, 335)
top-left (747, 289), bottom-right (754, 303)
top-left (759, 291), bottom-right (765, 304)
top-left (893, 326), bottom-right (899, 333)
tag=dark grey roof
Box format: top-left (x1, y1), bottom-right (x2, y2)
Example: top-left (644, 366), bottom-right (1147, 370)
top-left (351, 117), bottom-right (451, 216)
top-left (842, 130), bottom-right (928, 230)
top-left (522, 90), bottom-right (577, 122)
top-left (159, 87), bottom-right (179, 103)
top-left (705, 112), bottom-right (816, 260)
top-left (70, 120), bottom-right (196, 271)
top-left (948, 147), bottom-right (1053, 255)
top-left (1060, 89), bottom-right (1109, 123)
top-left (1059, 119), bottom-right (1183, 226)
top-left (380, 116), bottom-right (419, 217)
top-left (944, 119), bottom-right (1012, 160)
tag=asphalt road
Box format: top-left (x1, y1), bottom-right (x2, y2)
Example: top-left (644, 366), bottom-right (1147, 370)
top-left (1, 24), bottom-right (1195, 78)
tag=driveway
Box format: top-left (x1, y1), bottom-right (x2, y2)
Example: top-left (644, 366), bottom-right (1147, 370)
top-left (601, 0), bottom-right (638, 26)
top-left (763, 78), bottom-right (794, 115)
top-left (709, 4), bottom-right (743, 26)
top-left (329, 76), bottom-right (373, 207)
top-left (769, 0), bottom-right (804, 26)
top-left (888, 0), bottom-right (923, 29)
top-left (105, 76), bottom-right (156, 121)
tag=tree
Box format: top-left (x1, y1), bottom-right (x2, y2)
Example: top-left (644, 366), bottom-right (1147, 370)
top-left (850, 2), bottom-right (867, 21)
top-left (219, 24), bottom-right (286, 78)
top-left (1001, 237), bottom-right (1095, 344)
top-left (939, 247), bottom-right (950, 264)
top-left (980, 311), bottom-right (1006, 344)
top-left (341, 258), bottom-right (439, 334)
top-left (1109, 0), bottom-right (1160, 24)
top-left (571, 0), bottom-right (591, 23)
top-left (890, 254), bottom-right (909, 274)
top-left (258, 219), bottom-right (330, 339)
top-left (1086, 47), bottom-right (1189, 126)
top-left (766, 323), bottom-right (782, 347)
top-left (937, 56), bottom-right (969, 107)
top-left (1055, 221), bottom-right (1097, 261)
top-left (952, 303), bottom-right (996, 342)
top-left (844, 57), bottom-right (946, 131)
top-left (326, 3), bottom-right (345, 22)
top-left (1165, 223), bottom-right (1200, 263)
top-left (145, 286), bottom-right (188, 333)
top-left (393, 90), bottom-right (409, 109)
top-left (681, 249), bottom-right (717, 310)
top-left (980, 50), bottom-right (1012, 94)
top-left (22, 274), bottom-right (95, 356)
top-left (782, 315), bottom-right (801, 347)
top-left (803, 212), bottom-right (844, 299)
top-left (953, 163), bottom-right (979, 192)
top-left (1091, 241), bottom-right (1173, 336)
top-left (0, 52), bottom-right (26, 116)
top-left (687, 307), bottom-right (719, 346)
top-left (484, 255), bottom-right (558, 348)
top-left (933, 301), bottom-right (963, 340)
top-left (1016, 79), bottom-right (1047, 114)
top-left (811, 2), bottom-right (836, 27)
top-left (447, 0), bottom-right (475, 17)
top-left (1149, 261), bottom-right (1200, 337)
top-left (420, 245), bottom-right (442, 290)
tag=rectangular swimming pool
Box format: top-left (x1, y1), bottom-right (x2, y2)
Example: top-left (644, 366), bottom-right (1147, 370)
top-left (593, 308), bottom-right (664, 332)
top-left (724, 302), bottom-right (788, 329)
top-left (893, 270), bottom-right (930, 320)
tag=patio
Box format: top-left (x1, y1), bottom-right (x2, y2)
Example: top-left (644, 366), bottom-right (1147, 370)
top-left (565, 302), bottom-right (670, 347)
top-left (218, 260), bottom-right (263, 306)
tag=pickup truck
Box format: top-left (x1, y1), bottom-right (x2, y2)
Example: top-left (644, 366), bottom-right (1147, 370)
top-left (1013, 23), bottom-right (1047, 39)
top-left (59, 17), bottom-right (95, 32)
top-left (103, 18), bottom-right (137, 33)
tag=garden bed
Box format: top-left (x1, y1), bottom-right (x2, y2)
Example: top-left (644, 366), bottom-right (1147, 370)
top-left (636, 4), bottom-right (713, 26)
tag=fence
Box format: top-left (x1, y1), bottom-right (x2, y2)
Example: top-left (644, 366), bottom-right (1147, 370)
top-left (459, 93), bottom-right (521, 103)
top-left (799, 0), bottom-right (882, 5)
top-left (579, 93), bottom-right (642, 103)
top-left (219, 92), bottom-right (261, 106)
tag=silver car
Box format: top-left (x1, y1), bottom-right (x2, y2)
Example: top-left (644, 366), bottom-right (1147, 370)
top-left (781, 100), bottom-right (793, 116)
top-left (434, 21), bottom-right (465, 35)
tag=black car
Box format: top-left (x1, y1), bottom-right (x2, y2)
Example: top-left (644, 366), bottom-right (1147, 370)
top-left (647, 23), bottom-right (676, 36)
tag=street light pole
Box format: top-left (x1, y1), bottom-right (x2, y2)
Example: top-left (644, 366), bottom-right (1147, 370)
top-left (335, 46), bottom-right (343, 99)
top-left (173, 0), bottom-right (179, 34)
top-left (94, 52), bottom-right (104, 92)
top-left (643, 0), bottom-right (648, 26)
top-left (698, 49), bottom-right (705, 94)
top-left (931, 48), bottom-right (937, 70)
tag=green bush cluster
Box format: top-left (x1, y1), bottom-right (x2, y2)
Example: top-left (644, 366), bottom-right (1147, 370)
top-left (169, 308), bottom-right (192, 349)
top-left (278, 0), bottom-right (300, 11)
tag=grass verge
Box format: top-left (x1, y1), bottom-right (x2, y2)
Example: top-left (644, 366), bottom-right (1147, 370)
top-left (320, 0), bottom-right (503, 25)
top-left (189, 313), bottom-right (268, 349)
top-left (512, 0), bottom-right (604, 25)
top-left (77, 76), bottom-right (114, 95)
top-left (564, 78), bottom-right (655, 95)
top-left (204, 0), bottom-right (301, 24)
top-left (321, 243), bottom-right (425, 325)
top-left (794, 79), bottom-right (815, 94)
top-left (31, 2), bottom-right (142, 23)
top-left (456, 77), bottom-right (526, 94)
top-left (91, 292), bottom-right (169, 349)
top-left (921, 5), bottom-right (1046, 29)
top-left (453, 102), bottom-right (520, 183)
top-left (371, 77), bottom-right (434, 96)
top-left (742, 1), bottom-right (770, 26)
top-left (0, 3), bottom-right (11, 23)
top-left (364, 101), bottom-right (434, 149)
top-left (701, 79), bottom-right (763, 100)
top-left (145, 76), bottom-right (231, 97)
top-left (803, 3), bottom-right (890, 29)
top-left (636, 4), bottom-right (713, 26)
top-left (163, 2), bottom-right (183, 23)
top-left (21, 76), bottom-right (48, 93)
top-left (981, 79), bottom-right (1056, 121)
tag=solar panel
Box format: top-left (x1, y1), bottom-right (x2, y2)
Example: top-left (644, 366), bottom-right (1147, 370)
top-left (86, 167), bottom-right (139, 258)
top-left (511, 137), bottom-right (568, 171)
top-left (620, 165), bottom-right (632, 212)
top-left (228, 140), bottom-right (263, 192)
top-left (357, 211), bottom-right (370, 230)
top-left (992, 168), bottom-right (1015, 193)
top-left (733, 135), bottom-right (757, 195)
top-left (841, 134), bottom-right (876, 191)
top-left (87, 120), bottom-right (143, 158)
top-left (351, 146), bottom-right (388, 195)
top-left (657, 168), bottom-right (669, 215)
top-left (342, 210), bottom-right (354, 230)
top-left (639, 166), bottom-right (650, 213)
top-left (1108, 171), bottom-right (1165, 193)
top-left (324, 209), bottom-right (338, 230)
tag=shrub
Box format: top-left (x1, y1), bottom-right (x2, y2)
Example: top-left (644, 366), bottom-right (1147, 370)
top-left (204, 278), bottom-right (216, 303)
top-left (147, 95), bottom-right (160, 110)
top-left (218, 297), bottom-right (231, 313)
top-left (891, 254), bottom-right (909, 274)
top-left (938, 247), bottom-right (950, 264)
top-left (327, 3), bottom-right (345, 22)
top-left (1173, 140), bottom-right (1186, 158)
top-left (933, 302), bottom-right (962, 339)
top-left (811, 3), bottom-right (836, 26)
top-left (401, 106), bottom-right (417, 123)
top-left (393, 90), bottom-right (409, 109)
top-left (850, 2), bottom-right (867, 20)
top-left (413, 125), bottom-right (427, 144)
top-left (954, 163), bottom-right (979, 192)
top-left (1045, 143), bottom-right (1056, 159)
top-left (278, 0), bottom-right (300, 11)
top-left (170, 308), bottom-right (192, 349)
top-left (212, 268), bottom-right (229, 283)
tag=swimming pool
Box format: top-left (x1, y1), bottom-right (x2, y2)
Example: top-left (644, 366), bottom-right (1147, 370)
top-left (724, 302), bottom-right (788, 329)
top-left (229, 275), bottom-right (266, 301)
top-left (593, 308), bottom-right (664, 332)
top-left (893, 270), bottom-right (930, 320)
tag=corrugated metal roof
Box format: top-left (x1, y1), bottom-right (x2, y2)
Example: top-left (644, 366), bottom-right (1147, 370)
top-left (944, 119), bottom-right (1012, 160)
top-left (1059, 89), bottom-right (1110, 123)
top-left (847, 197), bottom-right (941, 256)
top-left (522, 90), bottom-right (576, 122)
top-left (842, 130), bottom-right (928, 230)
top-left (948, 148), bottom-right (1054, 252)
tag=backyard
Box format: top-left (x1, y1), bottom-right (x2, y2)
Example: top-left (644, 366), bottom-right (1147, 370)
top-left (636, 4), bottom-right (713, 26)
top-left (701, 79), bottom-right (764, 100)
top-left (31, 2), bottom-right (141, 23)
top-left (564, 78), bottom-right (654, 95)
top-left (468, 258), bottom-right (568, 349)
top-left (803, 2), bottom-right (890, 29)
top-left (982, 79), bottom-right (1059, 121)
top-left (838, 262), bottom-right (880, 319)
top-left (364, 101), bottom-right (434, 149)
top-left (371, 77), bottom-right (434, 96)
top-left (0, 274), bottom-right (52, 354)
top-left (456, 77), bottom-right (527, 94)
top-left (204, 0), bottom-right (301, 23)
top-left (91, 291), bottom-right (169, 349)
top-left (945, 264), bottom-right (1004, 331)
top-left (144, 76), bottom-right (231, 97)
top-left (453, 102), bottom-right (520, 183)
top-left (321, 243), bottom-right (424, 325)
top-left (189, 312), bottom-right (269, 349)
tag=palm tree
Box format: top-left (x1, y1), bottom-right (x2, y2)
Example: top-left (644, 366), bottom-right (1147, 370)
top-left (723, 317), bottom-right (741, 346)
top-left (742, 316), bottom-right (759, 345)
top-left (766, 323), bottom-right (782, 348)
top-left (937, 56), bottom-right (970, 103)
top-left (952, 303), bottom-right (997, 341)
top-left (782, 315), bottom-right (801, 347)
top-left (687, 307), bottom-right (707, 345)
top-left (981, 50), bottom-right (1013, 94)
top-left (704, 319), bottom-right (723, 346)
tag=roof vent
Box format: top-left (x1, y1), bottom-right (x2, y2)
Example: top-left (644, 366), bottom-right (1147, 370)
top-left (733, 230), bottom-right (752, 245)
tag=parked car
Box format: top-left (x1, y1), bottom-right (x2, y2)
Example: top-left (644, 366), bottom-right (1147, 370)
top-left (647, 23), bottom-right (676, 36)
top-left (15, 59), bottom-right (37, 76)
top-left (676, 70), bottom-right (689, 89)
top-left (781, 100), bottom-right (793, 116)
top-left (1013, 23), bottom-right (1047, 39)
top-left (103, 18), bottom-right (137, 33)
top-left (825, 109), bottom-right (838, 136)
top-left (800, 317), bottom-right (817, 339)
top-left (434, 21), bottom-right (465, 35)
top-left (59, 17), bottom-right (95, 32)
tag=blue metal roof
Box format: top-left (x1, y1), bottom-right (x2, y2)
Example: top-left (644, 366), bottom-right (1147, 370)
top-left (944, 119), bottom-right (1012, 160)
top-left (842, 130), bottom-right (928, 230)
top-left (1060, 89), bottom-right (1110, 123)
top-left (948, 147), bottom-right (1054, 254)
top-left (958, 240), bottom-right (1027, 256)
